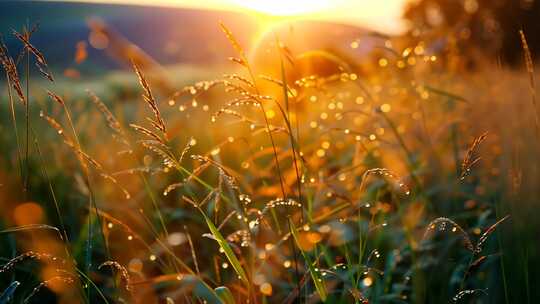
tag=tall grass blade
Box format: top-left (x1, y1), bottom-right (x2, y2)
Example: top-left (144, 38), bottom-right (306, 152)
top-left (215, 286), bottom-right (236, 304)
top-left (519, 30), bottom-right (539, 140)
top-left (198, 209), bottom-right (248, 285)
top-left (288, 218), bottom-right (327, 302)
top-left (0, 281), bottom-right (20, 304)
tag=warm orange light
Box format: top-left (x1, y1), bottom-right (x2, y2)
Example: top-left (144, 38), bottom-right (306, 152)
top-left (13, 202), bottom-right (43, 225)
top-left (230, 0), bottom-right (332, 16)
top-left (63, 0), bottom-right (408, 34)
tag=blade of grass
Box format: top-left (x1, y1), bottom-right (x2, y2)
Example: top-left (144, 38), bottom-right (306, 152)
top-left (215, 286), bottom-right (236, 304)
top-left (24, 22), bottom-right (31, 197)
top-left (32, 128), bottom-right (71, 256)
top-left (0, 281), bottom-right (20, 304)
top-left (288, 218), bottom-right (327, 302)
top-left (6, 76), bottom-right (24, 189)
top-left (276, 35), bottom-right (304, 222)
top-left (423, 85), bottom-right (469, 103)
top-left (75, 268), bottom-right (110, 304)
top-left (495, 203), bottom-right (509, 304)
top-left (519, 30), bottom-right (539, 140)
top-left (197, 208), bottom-right (249, 286)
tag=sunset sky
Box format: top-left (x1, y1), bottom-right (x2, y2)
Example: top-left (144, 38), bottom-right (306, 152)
top-left (51, 0), bottom-right (409, 33)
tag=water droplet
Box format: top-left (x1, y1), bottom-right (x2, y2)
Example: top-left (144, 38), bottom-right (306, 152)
top-left (362, 276), bottom-right (373, 287)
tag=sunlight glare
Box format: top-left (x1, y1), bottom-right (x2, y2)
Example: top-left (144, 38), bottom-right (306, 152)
top-left (230, 0), bottom-right (332, 16)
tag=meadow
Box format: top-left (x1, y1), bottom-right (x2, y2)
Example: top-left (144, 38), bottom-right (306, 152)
top-left (0, 5), bottom-right (539, 304)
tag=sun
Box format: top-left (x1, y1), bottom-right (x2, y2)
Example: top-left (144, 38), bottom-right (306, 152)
top-left (230, 0), bottom-right (333, 16)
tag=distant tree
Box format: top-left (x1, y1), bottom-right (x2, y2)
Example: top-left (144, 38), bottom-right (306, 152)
top-left (404, 0), bottom-right (540, 65)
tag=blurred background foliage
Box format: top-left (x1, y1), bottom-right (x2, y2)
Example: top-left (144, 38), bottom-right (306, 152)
top-left (404, 0), bottom-right (540, 65)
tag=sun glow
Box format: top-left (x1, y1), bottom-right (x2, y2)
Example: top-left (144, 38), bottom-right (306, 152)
top-left (60, 0), bottom-right (408, 34)
top-left (230, 0), bottom-right (333, 16)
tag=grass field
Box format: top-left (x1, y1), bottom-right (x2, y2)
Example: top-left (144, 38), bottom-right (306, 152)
top-left (0, 4), bottom-right (539, 304)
